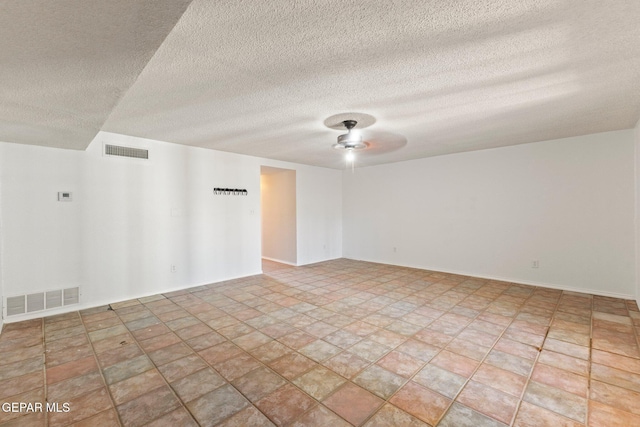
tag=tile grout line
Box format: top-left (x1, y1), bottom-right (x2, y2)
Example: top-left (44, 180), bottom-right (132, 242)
top-left (223, 272), bottom-right (417, 426)
top-left (429, 282), bottom-right (547, 427)
top-left (269, 264), bottom-right (611, 426)
top-left (173, 295), bottom-right (285, 426)
top-left (184, 274), bottom-right (387, 425)
top-left (42, 318), bottom-right (49, 427)
top-left (110, 300), bottom-right (202, 426)
top-left (166, 291), bottom-right (285, 424)
top-left (142, 287), bottom-right (353, 426)
top-left (304, 277), bottom-right (528, 426)
top-left (507, 289), bottom-right (562, 427)
top-left (175, 283), bottom-right (352, 426)
top-left (284, 273), bottom-right (443, 426)
top-left (77, 308), bottom-right (124, 427)
top-left (353, 282), bottom-right (474, 426)
top-left (341, 276), bottom-right (523, 425)
top-left (282, 273), bottom-right (427, 427)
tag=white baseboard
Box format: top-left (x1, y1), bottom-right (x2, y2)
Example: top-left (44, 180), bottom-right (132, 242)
top-left (344, 257), bottom-right (636, 301)
top-left (262, 256), bottom-right (297, 266)
top-left (264, 256), bottom-right (343, 267)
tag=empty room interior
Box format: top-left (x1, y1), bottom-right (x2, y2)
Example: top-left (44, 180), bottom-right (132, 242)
top-left (2, 1), bottom-right (640, 426)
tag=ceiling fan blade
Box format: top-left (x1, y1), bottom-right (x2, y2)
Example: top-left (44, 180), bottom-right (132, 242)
top-left (360, 130), bottom-right (407, 155)
top-left (323, 112), bottom-right (376, 130)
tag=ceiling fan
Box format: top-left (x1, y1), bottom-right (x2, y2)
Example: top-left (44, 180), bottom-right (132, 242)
top-left (333, 119), bottom-right (368, 151)
top-left (324, 112), bottom-right (407, 165)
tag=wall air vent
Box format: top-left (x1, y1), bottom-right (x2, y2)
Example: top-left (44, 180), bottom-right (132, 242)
top-left (5, 287), bottom-right (79, 317)
top-left (104, 144), bottom-right (149, 159)
top-left (64, 287), bottom-right (80, 305)
top-left (46, 290), bottom-right (63, 309)
top-left (7, 295), bottom-right (25, 316)
top-left (27, 293), bottom-right (45, 313)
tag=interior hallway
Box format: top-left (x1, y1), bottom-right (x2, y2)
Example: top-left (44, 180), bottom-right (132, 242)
top-left (0, 259), bottom-right (639, 426)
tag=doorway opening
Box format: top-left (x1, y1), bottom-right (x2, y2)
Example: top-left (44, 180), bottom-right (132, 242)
top-left (260, 166), bottom-right (297, 267)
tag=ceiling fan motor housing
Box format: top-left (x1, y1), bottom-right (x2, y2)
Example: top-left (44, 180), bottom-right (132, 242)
top-left (335, 119), bottom-right (367, 149)
top-left (342, 120), bottom-right (357, 130)
top-left (337, 132), bottom-right (367, 149)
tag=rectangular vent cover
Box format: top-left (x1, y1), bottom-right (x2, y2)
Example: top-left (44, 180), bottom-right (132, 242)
top-left (64, 287), bottom-right (80, 305)
top-left (5, 287), bottom-right (79, 317)
top-left (7, 295), bottom-right (25, 316)
top-left (104, 144), bottom-right (148, 159)
top-left (46, 290), bottom-right (63, 309)
top-left (27, 293), bottom-right (45, 313)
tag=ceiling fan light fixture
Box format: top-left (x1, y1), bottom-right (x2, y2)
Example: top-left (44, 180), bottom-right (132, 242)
top-left (345, 149), bottom-right (355, 162)
top-left (332, 140), bottom-right (368, 150)
top-left (336, 132), bottom-right (367, 149)
top-left (333, 119), bottom-right (368, 150)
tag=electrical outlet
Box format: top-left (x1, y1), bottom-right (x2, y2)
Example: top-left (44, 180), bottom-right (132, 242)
top-left (171, 265), bottom-right (177, 273)
top-left (532, 260), bottom-right (539, 269)
top-left (393, 247), bottom-right (397, 253)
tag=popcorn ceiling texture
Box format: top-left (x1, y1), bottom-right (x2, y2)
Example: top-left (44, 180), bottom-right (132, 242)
top-left (0, 0), bottom-right (192, 150)
top-left (2, 0), bottom-right (640, 167)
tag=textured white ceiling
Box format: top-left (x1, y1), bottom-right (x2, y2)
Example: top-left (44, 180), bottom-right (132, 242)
top-left (0, 0), bottom-right (192, 149)
top-left (4, 1), bottom-right (640, 167)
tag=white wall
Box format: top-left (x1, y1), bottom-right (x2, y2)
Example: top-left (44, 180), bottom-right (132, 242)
top-left (1, 146), bottom-right (85, 303)
top-left (261, 167), bottom-right (297, 265)
top-left (344, 130), bottom-right (636, 298)
top-left (0, 131), bottom-right (342, 322)
top-left (295, 164), bottom-right (343, 265)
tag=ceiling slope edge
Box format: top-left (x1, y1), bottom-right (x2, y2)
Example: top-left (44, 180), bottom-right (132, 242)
top-left (0, 0), bottom-right (195, 151)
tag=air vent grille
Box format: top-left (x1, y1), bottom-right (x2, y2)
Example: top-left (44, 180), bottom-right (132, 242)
top-left (105, 144), bottom-right (148, 159)
top-left (7, 296), bottom-right (25, 316)
top-left (27, 293), bottom-right (45, 313)
top-left (64, 287), bottom-right (80, 305)
top-left (5, 287), bottom-right (79, 317)
top-left (46, 290), bottom-right (63, 309)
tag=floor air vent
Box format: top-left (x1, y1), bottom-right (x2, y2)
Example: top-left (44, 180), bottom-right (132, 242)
top-left (104, 144), bottom-right (149, 159)
top-left (5, 287), bottom-right (79, 317)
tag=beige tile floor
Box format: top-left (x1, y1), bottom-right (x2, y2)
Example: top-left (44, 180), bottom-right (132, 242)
top-left (1, 258), bottom-right (640, 426)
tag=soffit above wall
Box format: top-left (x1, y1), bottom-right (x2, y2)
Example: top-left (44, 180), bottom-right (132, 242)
top-left (3, 1), bottom-right (640, 168)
